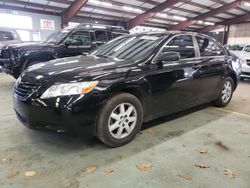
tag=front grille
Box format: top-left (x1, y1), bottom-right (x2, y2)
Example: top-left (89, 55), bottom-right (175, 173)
top-left (14, 82), bottom-right (40, 101)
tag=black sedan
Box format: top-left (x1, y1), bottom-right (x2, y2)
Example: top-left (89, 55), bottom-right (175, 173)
top-left (13, 32), bottom-right (241, 147)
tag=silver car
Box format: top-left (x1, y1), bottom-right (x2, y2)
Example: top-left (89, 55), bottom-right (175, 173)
top-left (0, 28), bottom-right (22, 47)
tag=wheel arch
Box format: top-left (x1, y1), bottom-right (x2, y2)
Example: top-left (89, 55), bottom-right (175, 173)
top-left (228, 71), bottom-right (238, 90)
top-left (106, 83), bottom-right (150, 120)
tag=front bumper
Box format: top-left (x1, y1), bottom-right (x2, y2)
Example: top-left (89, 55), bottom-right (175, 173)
top-left (241, 63), bottom-right (250, 78)
top-left (13, 94), bottom-right (105, 136)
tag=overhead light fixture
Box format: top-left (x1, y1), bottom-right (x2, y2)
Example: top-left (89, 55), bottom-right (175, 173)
top-left (245, 2), bottom-right (250, 6)
top-left (89, 0), bottom-right (112, 6)
top-left (101, 2), bottom-right (112, 7)
top-left (173, 15), bottom-right (187, 21)
top-left (204, 21), bottom-right (215, 25)
top-left (197, 20), bottom-right (203, 24)
top-left (156, 13), bottom-right (168, 18)
top-left (89, 0), bottom-right (100, 4)
top-left (122, 6), bottom-right (142, 13)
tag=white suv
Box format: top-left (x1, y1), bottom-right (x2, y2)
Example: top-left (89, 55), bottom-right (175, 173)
top-left (226, 44), bottom-right (250, 80)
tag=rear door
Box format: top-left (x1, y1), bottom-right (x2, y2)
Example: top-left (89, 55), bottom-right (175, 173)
top-left (149, 34), bottom-right (202, 115)
top-left (94, 30), bottom-right (108, 47)
top-left (194, 35), bottom-right (226, 101)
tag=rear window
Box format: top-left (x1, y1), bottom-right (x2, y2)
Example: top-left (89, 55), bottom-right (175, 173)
top-left (0, 31), bottom-right (14, 41)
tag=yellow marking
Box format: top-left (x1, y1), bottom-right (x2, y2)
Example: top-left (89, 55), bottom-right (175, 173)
top-left (215, 108), bottom-right (250, 119)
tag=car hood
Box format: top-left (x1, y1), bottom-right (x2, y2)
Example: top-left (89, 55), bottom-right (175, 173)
top-left (4, 42), bottom-right (52, 51)
top-left (21, 55), bottom-right (134, 83)
top-left (237, 51), bottom-right (250, 60)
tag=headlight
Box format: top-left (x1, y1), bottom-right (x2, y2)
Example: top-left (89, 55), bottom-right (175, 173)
top-left (41, 81), bottom-right (98, 99)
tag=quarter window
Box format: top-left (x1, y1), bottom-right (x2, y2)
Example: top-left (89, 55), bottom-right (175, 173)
top-left (162, 35), bottom-right (195, 59)
top-left (67, 31), bottom-right (90, 46)
top-left (195, 36), bottom-right (224, 57)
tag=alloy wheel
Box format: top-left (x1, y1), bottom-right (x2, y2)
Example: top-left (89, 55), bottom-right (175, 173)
top-left (222, 81), bottom-right (232, 103)
top-left (108, 103), bottom-right (137, 139)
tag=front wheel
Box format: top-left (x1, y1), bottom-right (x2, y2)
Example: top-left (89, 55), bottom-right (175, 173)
top-left (213, 77), bottom-right (234, 107)
top-left (96, 93), bottom-right (143, 147)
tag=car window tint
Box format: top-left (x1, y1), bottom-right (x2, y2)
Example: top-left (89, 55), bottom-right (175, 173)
top-left (196, 36), bottom-right (224, 57)
top-left (67, 31), bottom-right (90, 46)
top-left (0, 31), bottom-right (14, 41)
top-left (107, 31), bottom-right (113, 41)
top-left (163, 35), bottom-right (195, 59)
top-left (95, 30), bottom-right (107, 43)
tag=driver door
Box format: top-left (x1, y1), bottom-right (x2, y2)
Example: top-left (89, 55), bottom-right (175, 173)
top-left (148, 34), bottom-right (201, 115)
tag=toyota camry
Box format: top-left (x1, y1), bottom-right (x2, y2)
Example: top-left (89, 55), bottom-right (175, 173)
top-left (13, 32), bottom-right (241, 147)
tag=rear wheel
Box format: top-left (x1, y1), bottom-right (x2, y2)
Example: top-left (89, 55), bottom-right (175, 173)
top-left (96, 93), bottom-right (143, 147)
top-left (214, 77), bottom-right (234, 107)
top-left (240, 77), bottom-right (244, 81)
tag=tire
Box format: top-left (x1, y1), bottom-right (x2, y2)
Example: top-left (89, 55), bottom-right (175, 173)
top-left (213, 77), bottom-right (234, 107)
top-left (96, 93), bottom-right (143, 147)
top-left (240, 77), bottom-right (244, 81)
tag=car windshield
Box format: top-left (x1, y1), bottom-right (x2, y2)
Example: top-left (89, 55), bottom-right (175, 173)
top-left (43, 30), bottom-right (70, 45)
top-left (228, 45), bottom-right (244, 51)
top-left (91, 34), bottom-right (165, 61)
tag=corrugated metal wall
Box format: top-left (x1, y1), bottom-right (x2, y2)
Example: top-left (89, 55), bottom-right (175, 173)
top-left (228, 23), bottom-right (250, 44)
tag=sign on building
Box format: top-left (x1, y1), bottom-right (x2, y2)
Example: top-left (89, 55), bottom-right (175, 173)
top-left (40, 19), bottom-right (55, 30)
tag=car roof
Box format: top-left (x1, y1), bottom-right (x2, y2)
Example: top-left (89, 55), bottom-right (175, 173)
top-left (129, 31), bottom-right (209, 38)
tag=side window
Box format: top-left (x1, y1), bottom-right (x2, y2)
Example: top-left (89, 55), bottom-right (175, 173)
top-left (107, 31), bottom-right (113, 41)
top-left (195, 36), bottom-right (224, 57)
top-left (67, 31), bottom-right (91, 46)
top-left (0, 31), bottom-right (14, 41)
top-left (95, 30), bottom-right (108, 44)
top-left (162, 35), bottom-right (195, 59)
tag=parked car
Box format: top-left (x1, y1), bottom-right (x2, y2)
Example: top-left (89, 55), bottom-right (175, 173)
top-left (0, 28), bottom-right (22, 68)
top-left (0, 28), bottom-right (22, 47)
top-left (0, 23), bottom-right (129, 78)
top-left (225, 44), bottom-right (250, 80)
top-left (13, 32), bottom-right (240, 147)
top-left (225, 44), bottom-right (250, 57)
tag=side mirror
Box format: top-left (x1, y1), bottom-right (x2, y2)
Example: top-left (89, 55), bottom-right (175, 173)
top-left (157, 52), bottom-right (180, 64)
top-left (64, 40), bottom-right (72, 48)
